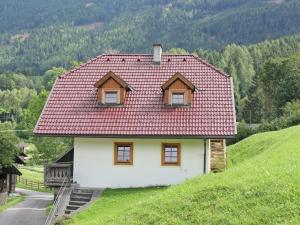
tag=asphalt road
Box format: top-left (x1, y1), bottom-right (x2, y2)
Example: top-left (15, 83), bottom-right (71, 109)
top-left (0, 188), bottom-right (53, 225)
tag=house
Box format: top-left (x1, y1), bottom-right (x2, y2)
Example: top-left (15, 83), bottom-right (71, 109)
top-left (35, 44), bottom-right (236, 189)
top-left (0, 153), bottom-right (25, 205)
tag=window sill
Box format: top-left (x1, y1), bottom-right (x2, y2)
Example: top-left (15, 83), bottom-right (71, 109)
top-left (161, 163), bottom-right (181, 166)
top-left (98, 103), bottom-right (123, 108)
top-left (164, 104), bottom-right (191, 108)
top-left (114, 162), bottom-right (133, 166)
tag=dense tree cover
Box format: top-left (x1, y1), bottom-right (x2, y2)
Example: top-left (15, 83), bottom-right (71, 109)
top-left (259, 54), bottom-right (300, 120)
top-left (0, 67), bottom-right (73, 164)
top-left (0, 73), bottom-right (34, 90)
top-left (234, 100), bottom-right (300, 144)
top-left (196, 36), bottom-right (300, 123)
top-left (0, 122), bottom-right (19, 167)
top-left (31, 137), bottom-right (73, 164)
top-left (1, 0), bottom-right (300, 74)
top-left (43, 67), bottom-right (67, 91)
top-left (16, 90), bottom-right (48, 139)
top-left (0, 88), bottom-right (37, 122)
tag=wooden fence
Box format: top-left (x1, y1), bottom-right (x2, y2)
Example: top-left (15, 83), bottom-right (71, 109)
top-left (17, 176), bottom-right (50, 191)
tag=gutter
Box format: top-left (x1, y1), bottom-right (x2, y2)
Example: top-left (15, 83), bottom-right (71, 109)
top-left (230, 77), bottom-right (237, 135)
top-left (203, 139), bottom-right (207, 174)
top-left (33, 133), bottom-right (236, 139)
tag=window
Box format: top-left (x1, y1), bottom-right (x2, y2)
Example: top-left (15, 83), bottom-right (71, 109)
top-left (162, 143), bottom-right (181, 166)
top-left (172, 93), bottom-right (184, 105)
top-left (105, 91), bottom-right (118, 104)
top-left (114, 143), bottom-right (133, 165)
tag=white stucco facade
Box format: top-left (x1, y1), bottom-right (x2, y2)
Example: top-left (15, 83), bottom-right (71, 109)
top-left (74, 137), bottom-right (210, 188)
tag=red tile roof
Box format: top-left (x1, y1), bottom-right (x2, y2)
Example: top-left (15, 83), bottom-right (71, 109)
top-left (34, 54), bottom-right (236, 137)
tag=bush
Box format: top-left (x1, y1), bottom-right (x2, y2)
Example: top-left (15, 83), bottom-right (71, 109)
top-left (260, 99), bottom-right (300, 132)
top-left (230, 100), bottom-right (300, 144)
top-left (228, 121), bottom-right (257, 145)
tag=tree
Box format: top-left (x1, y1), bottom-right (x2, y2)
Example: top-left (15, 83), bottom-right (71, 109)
top-left (0, 122), bottom-right (19, 167)
top-left (165, 48), bottom-right (188, 54)
top-left (259, 54), bottom-right (300, 119)
top-left (31, 136), bottom-right (73, 163)
top-left (17, 89), bottom-right (48, 139)
top-left (43, 67), bottom-right (67, 91)
top-left (0, 88), bottom-right (37, 123)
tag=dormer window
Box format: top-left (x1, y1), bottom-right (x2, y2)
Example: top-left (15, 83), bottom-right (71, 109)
top-left (161, 72), bottom-right (196, 106)
top-left (94, 71), bottom-right (130, 106)
top-left (105, 91), bottom-right (118, 104)
top-left (172, 93), bottom-right (184, 105)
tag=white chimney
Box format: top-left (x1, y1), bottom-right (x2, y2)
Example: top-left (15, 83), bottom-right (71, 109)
top-left (153, 44), bottom-right (162, 65)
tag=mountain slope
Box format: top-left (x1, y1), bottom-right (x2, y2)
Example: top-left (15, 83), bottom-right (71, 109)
top-left (2, 0), bottom-right (300, 74)
top-left (66, 125), bottom-right (300, 225)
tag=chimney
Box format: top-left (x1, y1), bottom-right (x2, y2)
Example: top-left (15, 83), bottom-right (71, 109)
top-left (153, 44), bottom-right (162, 65)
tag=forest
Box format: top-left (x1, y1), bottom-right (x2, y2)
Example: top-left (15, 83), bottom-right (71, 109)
top-left (1, 0), bottom-right (300, 74)
top-left (0, 0), bottom-right (300, 166)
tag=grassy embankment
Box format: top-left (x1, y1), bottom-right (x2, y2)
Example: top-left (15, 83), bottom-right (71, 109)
top-left (0, 194), bottom-right (25, 212)
top-left (64, 125), bottom-right (300, 225)
top-left (17, 165), bottom-right (51, 192)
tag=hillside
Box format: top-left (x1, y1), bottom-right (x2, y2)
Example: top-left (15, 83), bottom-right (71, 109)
top-left (65, 125), bottom-right (300, 225)
top-left (1, 0), bottom-right (300, 74)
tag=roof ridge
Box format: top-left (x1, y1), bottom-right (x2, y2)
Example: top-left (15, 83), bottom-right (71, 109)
top-left (191, 55), bottom-right (231, 78)
top-left (102, 54), bottom-right (195, 57)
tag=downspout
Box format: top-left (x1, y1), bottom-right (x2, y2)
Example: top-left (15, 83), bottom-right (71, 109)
top-left (203, 139), bottom-right (207, 174)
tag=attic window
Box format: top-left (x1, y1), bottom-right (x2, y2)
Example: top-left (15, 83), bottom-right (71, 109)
top-left (105, 91), bottom-right (118, 104)
top-left (172, 93), bottom-right (184, 105)
top-left (161, 72), bottom-right (196, 106)
top-left (94, 71), bottom-right (131, 106)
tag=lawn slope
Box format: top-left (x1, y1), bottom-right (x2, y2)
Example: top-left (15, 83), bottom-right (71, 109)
top-left (66, 125), bottom-right (300, 225)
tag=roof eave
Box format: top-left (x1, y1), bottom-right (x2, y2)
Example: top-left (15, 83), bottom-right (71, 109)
top-left (33, 133), bottom-right (236, 139)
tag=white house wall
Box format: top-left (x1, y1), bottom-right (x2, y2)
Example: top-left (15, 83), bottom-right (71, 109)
top-left (74, 138), bottom-right (206, 188)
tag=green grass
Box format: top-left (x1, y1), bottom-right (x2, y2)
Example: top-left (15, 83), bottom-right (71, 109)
top-left (18, 165), bottom-right (44, 182)
top-left (0, 194), bottom-right (25, 212)
top-left (17, 165), bottom-right (51, 192)
top-left (46, 202), bottom-right (54, 215)
top-left (65, 125), bottom-right (300, 225)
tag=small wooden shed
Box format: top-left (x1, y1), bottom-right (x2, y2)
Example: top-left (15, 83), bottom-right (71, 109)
top-left (0, 152), bottom-right (26, 205)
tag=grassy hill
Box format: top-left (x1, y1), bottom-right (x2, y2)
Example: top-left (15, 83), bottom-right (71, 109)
top-left (64, 125), bottom-right (300, 225)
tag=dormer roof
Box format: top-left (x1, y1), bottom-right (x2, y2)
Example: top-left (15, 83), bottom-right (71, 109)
top-left (161, 72), bottom-right (196, 92)
top-left (94, 71), bottom-right (131, 91)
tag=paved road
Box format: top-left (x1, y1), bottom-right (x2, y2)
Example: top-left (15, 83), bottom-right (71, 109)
top-left (0, 188), bottom-right (53, 225)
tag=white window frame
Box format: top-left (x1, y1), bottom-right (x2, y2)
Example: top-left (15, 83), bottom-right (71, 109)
top-left (171, 92), bottom-right (185, 105)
